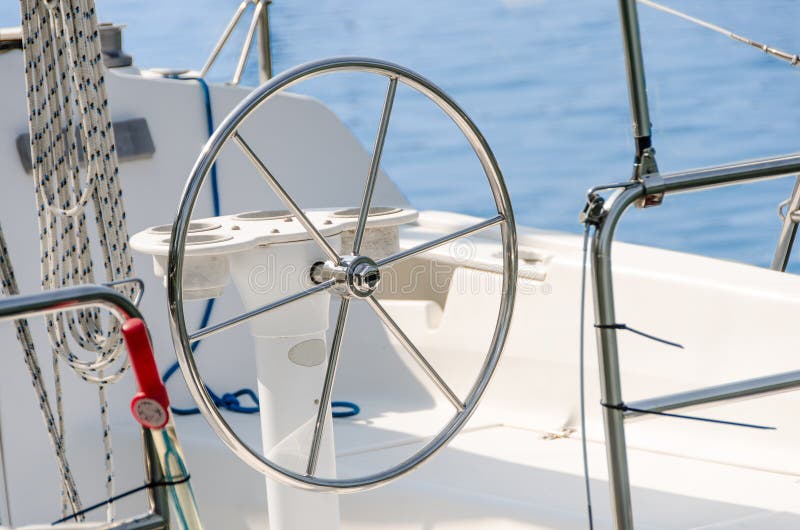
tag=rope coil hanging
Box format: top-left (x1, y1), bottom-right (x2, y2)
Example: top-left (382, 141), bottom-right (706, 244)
top-left (8, 0), bottom-right (140, 521)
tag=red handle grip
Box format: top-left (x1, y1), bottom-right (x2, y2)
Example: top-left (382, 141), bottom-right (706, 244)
top-left (122, 318), bottom-right (170, 429)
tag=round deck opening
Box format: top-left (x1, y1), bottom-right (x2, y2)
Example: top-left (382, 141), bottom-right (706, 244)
top-left (149, 221), bottom-right (221, 234)
top-left (162, 233), bottom-right (232, 246)
top-left (233, 210), bottom-right (293, 221)
top-left (332, 206), bottom-right (402, 218)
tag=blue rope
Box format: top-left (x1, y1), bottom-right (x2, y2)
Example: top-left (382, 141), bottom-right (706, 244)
top-left (161, 75), bottom-right (240, 415)
top-left (194, 77), bottom-right (221, 216)
top-left (330, 401), bottom-right (360, 418)
top-left (160, 75), bottom-right (359, 420)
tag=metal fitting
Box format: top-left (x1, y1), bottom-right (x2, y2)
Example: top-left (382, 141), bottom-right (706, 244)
top-left (634, 147), bottom-right (663, 208)
top-left (579, 193), bottom-right (607, 226)
top-left (310, 255), bottom-right (382, 298)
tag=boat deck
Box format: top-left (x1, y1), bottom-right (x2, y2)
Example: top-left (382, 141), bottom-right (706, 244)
top-left (153, 399), bottom-right (800, 529)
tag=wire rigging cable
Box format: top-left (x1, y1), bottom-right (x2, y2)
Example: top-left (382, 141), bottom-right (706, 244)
top-left (11, 0), bottom-right (141, 521)
top-left (578, 224), bottom-right (594, 530)
top-left (638, 0), bottom-right (800, 66)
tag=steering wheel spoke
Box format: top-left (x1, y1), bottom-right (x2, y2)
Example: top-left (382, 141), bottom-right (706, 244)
top-left (233, 132), bottom-right (342, 264)
top-left (366, 296), bottom-right (465, 411)
top-left (352, 77), bottom-right (398, 255)
top-left (188, 279), bottom-right (335, 342)
top-left (377, 214), bottom-right (505, 269)
top-left (307, 297), bottom-right (350, 476)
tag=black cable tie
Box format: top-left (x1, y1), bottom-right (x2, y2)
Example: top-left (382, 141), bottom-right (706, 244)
top-left (601, 402), bottom-right (775, 431)
top-left (594, 323), bottom-right (684, 349)
top-left (52, 475), bottom-right (191, 525)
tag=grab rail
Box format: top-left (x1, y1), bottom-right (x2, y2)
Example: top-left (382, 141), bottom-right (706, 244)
top-left (200, 0), bottom-right (272, 85)
top-left (586, 151), bottom-right (800, 530)
top-left (0, 285), bottom-right (169, 529)
top-left (624, 369), bottom-right (800, 420)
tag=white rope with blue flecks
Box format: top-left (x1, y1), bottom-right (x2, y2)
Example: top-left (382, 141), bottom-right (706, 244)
top-left (0, 228), bottom-right (84, 519)
top-left (13, 0), bottom-right (139, 522)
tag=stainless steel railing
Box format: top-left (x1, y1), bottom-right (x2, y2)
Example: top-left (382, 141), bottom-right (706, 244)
top-left (0, 285), bottom-right (170, 529)
top-left (586, 151), bottom-right (800, 530)
top-left (200, 0), bottom-right (272, 85)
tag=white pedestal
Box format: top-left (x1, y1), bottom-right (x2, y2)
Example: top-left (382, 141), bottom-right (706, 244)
top-left (229, 239), bottom-right (342, 530)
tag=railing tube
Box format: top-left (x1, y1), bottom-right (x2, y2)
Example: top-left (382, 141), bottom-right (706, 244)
top-left (771, 177), bottom-right (800, 271)
top-left (591, 185), bottom-right (645, 530)
top-left (0, 285), bottom-right (168, 529)
top-left (590, 150), bottom-right (800, 530)
top-left (257, 0), bottom-right (273, 82)
top-left (625, 369), bottom-right (800, 420)
top-left (660, 153), bottom-right (800, 195)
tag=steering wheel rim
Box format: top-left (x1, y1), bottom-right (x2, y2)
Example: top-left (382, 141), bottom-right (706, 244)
top-left (167, 57), bottom-right (517, 493)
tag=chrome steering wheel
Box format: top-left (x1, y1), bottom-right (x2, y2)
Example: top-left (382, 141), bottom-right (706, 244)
top-left (167, 57), bottom-right (517, 493)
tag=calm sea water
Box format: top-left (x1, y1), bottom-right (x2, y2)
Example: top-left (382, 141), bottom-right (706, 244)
top-left (4, 1), bottom-right (800, 267)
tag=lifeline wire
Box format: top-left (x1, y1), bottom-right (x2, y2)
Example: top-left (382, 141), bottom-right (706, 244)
top-left (638, 0), bottom-right (800, 67)
top-left (578, 224), bottom-right (594, 530)
top-left (594, 323), bottom-right (684, 349)
top-left (601, 402), bottom-right (775, 431)
top-left (51, 475), bottom-right (191, 525)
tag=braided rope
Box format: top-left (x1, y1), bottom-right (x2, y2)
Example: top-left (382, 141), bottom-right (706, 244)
top-left (15, 0), bottom-right (139, 521)
top-left (0, 227), bottom-right (83, 518)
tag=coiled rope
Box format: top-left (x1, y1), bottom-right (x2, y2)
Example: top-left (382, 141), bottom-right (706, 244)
top-left (14, 0), bottom-right (140, 521)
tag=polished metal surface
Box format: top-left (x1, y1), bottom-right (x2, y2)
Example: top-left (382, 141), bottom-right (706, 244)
top-left (188, 279), bottom-right (335, 342)
top-left (625, 369), bottom-right (800, 419)
top-left (617, 0), bottom-right (652, 140)
top-left (366, 297), bottom-right (465, 410)
top-left (256, 0), bottom-right (273, 82)
top-left (352, 77), bottom-right (397, 255)
top-left (307, 298), bottom-right (350, 476)
top-left (311, 255), bottom-right (382, 298)
top-left (349, 259), bottom-right (381, 296)
top-left (376, 214), bottom-right (504, 268)
top-left (771, 176), bottom-right (800, 271)
top-left (200, 0), bottom-right (273, 84)
top-left (660, 152), bottom-right (800, 194)
top-left (591, 186), bottom-right (641, 530)
top-left (200, 0), bottom-right (250, 78)
top-left (232, 0), bottom-right (265, 86)
top-left (167, 57), bottom-right (517, 492)
top-left (233, 132), bottom-right (341, 264)
top-left (141, 428), bottom-right (170, 529)
top-left (0, 284), bottom-right (142, 324)
top-left (104, 277), bottom-right (146, 307)
top-left (589, 149), bottom-right (800, 530)
top-left (0, 285), bottom-right (168, 529)
top-left (634, 147), bottom-right (662, 206)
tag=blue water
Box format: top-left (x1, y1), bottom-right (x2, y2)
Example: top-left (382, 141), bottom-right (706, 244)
top-left (5, 0), bottom-right (800, 267)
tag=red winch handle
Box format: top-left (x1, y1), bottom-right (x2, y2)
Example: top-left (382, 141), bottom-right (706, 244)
top-left (121, 318), bottom-right (170, 430)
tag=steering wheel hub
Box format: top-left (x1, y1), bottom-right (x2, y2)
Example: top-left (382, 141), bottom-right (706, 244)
top-left (312, 255), bottom-right (381, 298)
